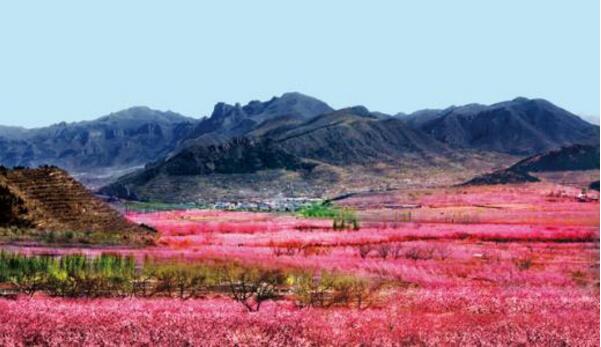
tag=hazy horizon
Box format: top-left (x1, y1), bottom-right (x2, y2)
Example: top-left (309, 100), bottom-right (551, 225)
top-left (0, 1), bottom-right (598, 127)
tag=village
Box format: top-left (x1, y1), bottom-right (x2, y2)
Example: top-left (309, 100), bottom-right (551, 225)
top-left (210, 197), bottom-right (322, 212)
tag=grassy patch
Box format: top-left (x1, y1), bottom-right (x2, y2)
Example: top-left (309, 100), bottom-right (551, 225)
top-left (298, 202), bottom-right (340, 218)
top-left (298, 202), bottom-right (360, 230)
top-left (0, 227), bottom-right (154, 246)
top-left (124, 201), bottom-right (201, 212)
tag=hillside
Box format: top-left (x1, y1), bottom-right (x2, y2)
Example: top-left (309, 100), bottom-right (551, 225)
top-left (103, 137), bottom-right (318, 200)
top-left (0, 107), bottom-right (196, 171)
top-left (2, 93), bottom-right (598, 202)
top-left (265, 108), bottom-right (454, 164)
top-left (2, 95), bottom-right (596, 174)
top-left (176, 92), bottom-right (333, 148)
top-left (401, 98), bottom-right (599, 155)
top-left (0, 93), bottom-right (333, 174)
top-left (463, 145), bottom-right (600, 186)
top-left (0, 166), bottom-right (154, 245)
top-left (510, 144), bottom-right (600, 172)
top-left (461, 169), bottom-right (540, 186)
top-left (100, 107), bottom-right (513, 202)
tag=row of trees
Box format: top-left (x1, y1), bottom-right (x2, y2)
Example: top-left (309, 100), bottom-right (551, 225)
top-left (0, 252), bottom-right (136, 297)
top-left (0, 252), bottom-right (381, 311)
top-left (357, 244), bottom-right (452, 261)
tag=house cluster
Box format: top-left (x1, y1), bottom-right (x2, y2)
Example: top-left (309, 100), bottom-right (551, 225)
top-left (210, 197), bottom-right (321, 212)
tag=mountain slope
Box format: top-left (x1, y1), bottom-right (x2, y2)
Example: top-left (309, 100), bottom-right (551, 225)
top-left (100, 107), bottom-right (496, 202)
top-left (2, 95), bottom-right (595, 172)
top-left (463, 144), bottom-right (600, 186)
top-left (0, 93), bottom-right (334, 191)
top-left (100, 96), bottom-right (601, 202)
top-left (0, 166), bottom-right (154, 244)
top-left (100, 137), bottom-right (317, 200)
top-left (510, 144), bottom-right (600, 172)
top-left (402, 98), bottom-right (599, 155)
top-left (3, 94), bottom-right (598, 200)
top-left (182, 92), bottom-right (333, 143)
top-left (0, 107), bottom-right (197, 170)
top-left (461, 169), bottom-right (540, 186)
top-left (266, 108), bottom-right (453, 164)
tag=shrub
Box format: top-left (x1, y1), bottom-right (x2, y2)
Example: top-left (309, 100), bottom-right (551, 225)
top-left (222, 264), bottom-right (285, 312)
top-left (513, 257), bottom-right (533, 271)
top-left (302, 245), bottom-right (331, 257)
top-left (391, 243), bottom-right (403, 259)
top-left (292, 271), bottom-right (335, 308)
top-left (332, 208), bottom-right (360, 231)
top-left (145, 262), bottom-right (212, 299)
top-left (376, 244), bottom-right (392, 259)
top-left (404, 247), bottom-right (434, 261)
top-left (291, 271), bottom-right (378, 309)
top-left (357, 245), bottom-right (372, 259)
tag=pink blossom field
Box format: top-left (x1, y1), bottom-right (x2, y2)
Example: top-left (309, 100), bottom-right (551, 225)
top-left (1, 183), bottom-right (599, 346)
top-left (0, 287), bottom-right (597, 346)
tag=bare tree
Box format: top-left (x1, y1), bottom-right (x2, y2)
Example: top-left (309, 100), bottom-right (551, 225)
top-left (224, 266), bottom-right (284, 312)
top-left (357, 245), bottom-right (372, 259)
top-left (376, 244), bottom-right (392, 259)
top-left (404, 247), bottom-right (434, 261)
top-left (391, 243), bottom-right (403, 259)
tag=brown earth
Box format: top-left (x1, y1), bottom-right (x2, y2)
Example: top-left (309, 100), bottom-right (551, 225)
top-left (0, 166), bottom-right (154, 243)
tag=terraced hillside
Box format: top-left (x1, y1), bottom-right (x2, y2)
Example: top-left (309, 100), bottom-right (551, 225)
top-left (0, 166), bottom-right (154, 244)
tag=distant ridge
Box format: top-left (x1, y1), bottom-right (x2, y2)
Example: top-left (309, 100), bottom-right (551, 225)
top-left (509, 144), bottom-right (600, 172)
top-left (0, 92), bottom-right (336, 174)
top-left (400, 97), bottom-right (599, 155)
top-left (99, 106), bottom-right (486, 201)
top-left (0, 106), bottom-right (197, 170)
top-left (462, 144), bottom-right (600, 186)
top-left (461, 169), bottom-right (540, 186)
top-left (0, 93), bottom-right (598, 200)
top-left (179, 92), bottom-right (334, 147)
top-left (1, 94), bottom-right (598, 172)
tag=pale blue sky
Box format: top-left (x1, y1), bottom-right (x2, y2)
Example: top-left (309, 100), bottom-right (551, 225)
top-left (0, 0), bottom-right (598, 127)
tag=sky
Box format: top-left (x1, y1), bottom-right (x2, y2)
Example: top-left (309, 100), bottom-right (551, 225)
top-left (0, 0), bottom-right (598, 128)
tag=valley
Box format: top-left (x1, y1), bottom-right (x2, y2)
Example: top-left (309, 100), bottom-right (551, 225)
top-left (3, 1), bottom-right (598, 344)
top-left (0, 183), bottom-right (598, 345)
top-left (0, 93), bottom-right (598, 346)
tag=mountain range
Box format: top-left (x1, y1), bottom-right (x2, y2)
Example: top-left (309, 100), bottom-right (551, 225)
top-left (0, 107), bottom-right (196, 170)
top-left (398, 97), bottom-right (599, 155)
top-left (0, 92), bottom-right (598, 202)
